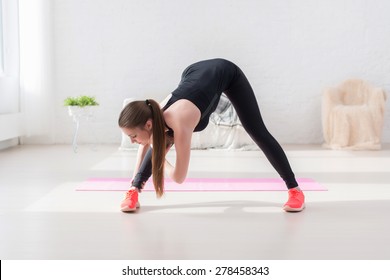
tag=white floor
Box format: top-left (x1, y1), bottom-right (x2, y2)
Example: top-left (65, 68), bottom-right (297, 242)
top-left (0, 144), bottom-right (389, 260)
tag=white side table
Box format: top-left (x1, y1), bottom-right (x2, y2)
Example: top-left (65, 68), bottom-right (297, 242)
top-left (68, 106), bottom-right (97, 152)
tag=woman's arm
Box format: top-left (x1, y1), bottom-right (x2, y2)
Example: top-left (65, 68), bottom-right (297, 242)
top-left (164, 127), bottom-right (192, 184)
top-left (162, 98), bottom-right (200, 184)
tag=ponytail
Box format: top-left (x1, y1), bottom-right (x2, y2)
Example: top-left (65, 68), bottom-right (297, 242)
top-left (146, 99), bottom-right (166, 198)
top-left (118, 99), bottom-right (166, 198)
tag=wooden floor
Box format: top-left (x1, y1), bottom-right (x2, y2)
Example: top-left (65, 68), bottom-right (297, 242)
top-left (1, 144), bottom-right (390, 260)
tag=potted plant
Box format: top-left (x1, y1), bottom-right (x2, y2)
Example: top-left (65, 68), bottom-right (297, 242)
top-left (64, 95), bottom-right (99, 119)
top-left (64, 95), bottom-right (99, 152)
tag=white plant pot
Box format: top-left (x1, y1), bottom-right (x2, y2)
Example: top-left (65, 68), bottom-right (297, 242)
top-left (68, 106), bottom-right (97, 121)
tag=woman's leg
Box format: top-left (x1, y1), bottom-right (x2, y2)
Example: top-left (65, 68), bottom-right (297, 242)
top-left (131, 131), bottom-right (174, 190)
top-left (131, 147), bottom-right (152, 190)
top-left (121, 148), bottom-right (151, 211)
top-left (224, 68), bottom-right (298, 189)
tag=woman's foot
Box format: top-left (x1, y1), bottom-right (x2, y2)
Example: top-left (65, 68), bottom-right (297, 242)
top-left (121, 188), bottom-right (140, 212)
top-left (283, 188), bottom-right (305, 212)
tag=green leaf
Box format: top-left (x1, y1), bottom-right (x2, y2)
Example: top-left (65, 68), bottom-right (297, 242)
top-left (63, 95), bottom-right (99, 107)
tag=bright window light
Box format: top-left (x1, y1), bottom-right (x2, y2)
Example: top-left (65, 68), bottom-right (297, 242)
top-left (0, 0), bottom-right (4, 74)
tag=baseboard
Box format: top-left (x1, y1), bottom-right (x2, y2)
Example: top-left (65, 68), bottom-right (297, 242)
top-left (0, 138), bottom-right (19, 150)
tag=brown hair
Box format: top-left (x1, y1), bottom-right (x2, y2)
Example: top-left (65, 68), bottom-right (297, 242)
top-left (118, 99), bottom-right (166, 197)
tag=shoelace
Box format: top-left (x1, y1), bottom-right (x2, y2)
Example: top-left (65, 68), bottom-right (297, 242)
top-left (289, 189), bottom-right (301, 198)
top-left (125, 189), bottom-right (137, 200)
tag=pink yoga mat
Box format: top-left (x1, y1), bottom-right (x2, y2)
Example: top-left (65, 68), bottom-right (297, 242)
top-left (76, 178), bottom-right (326, 192)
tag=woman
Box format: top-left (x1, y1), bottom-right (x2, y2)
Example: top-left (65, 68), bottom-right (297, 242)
top-left (118, 58), bottom-right (305, 212)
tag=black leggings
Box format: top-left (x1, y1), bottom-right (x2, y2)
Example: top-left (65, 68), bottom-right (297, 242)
top-left (132, 67), bottom-right (298, 190)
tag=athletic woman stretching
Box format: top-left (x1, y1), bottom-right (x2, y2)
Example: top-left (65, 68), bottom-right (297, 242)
top-left (118, 58), bottom-right (305, 212)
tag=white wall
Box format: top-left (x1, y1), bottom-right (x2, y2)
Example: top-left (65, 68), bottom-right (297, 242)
top-left (48, 0), bottom-right (390, 145)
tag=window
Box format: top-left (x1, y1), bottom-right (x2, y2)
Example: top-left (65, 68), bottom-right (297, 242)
top-left (0, 0), bottom-right (4, 74)
top-left (0, 0), bottom-right (21, 144)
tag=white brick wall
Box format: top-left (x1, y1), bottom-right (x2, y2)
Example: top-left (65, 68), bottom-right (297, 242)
top-left (45, 0), bottom-right (390, 145)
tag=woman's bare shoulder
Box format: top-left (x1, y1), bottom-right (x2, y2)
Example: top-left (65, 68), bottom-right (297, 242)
top-left (163, 99), bottom-right (201, 133)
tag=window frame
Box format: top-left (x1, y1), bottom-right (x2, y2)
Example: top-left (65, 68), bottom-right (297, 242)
top-left (0, 0), bottom-right (4, 75)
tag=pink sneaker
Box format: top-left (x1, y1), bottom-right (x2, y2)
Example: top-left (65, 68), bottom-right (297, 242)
top-left (121, 189), bottom-right (140, 212)
top-left (283, 188), bottom-right (305, 212)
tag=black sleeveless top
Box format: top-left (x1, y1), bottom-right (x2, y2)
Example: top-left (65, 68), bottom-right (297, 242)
top-left (163, 58), bottom-right (238, 132)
